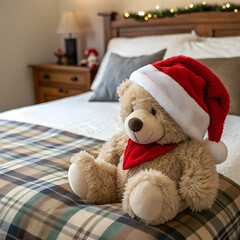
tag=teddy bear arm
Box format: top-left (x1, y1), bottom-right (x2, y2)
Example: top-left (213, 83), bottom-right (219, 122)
top-left (97, 130), bottom-right (128, 166)
top-left (179, 147), bottom-right (219, 212)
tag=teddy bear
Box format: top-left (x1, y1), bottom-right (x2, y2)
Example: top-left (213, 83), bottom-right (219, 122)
top-left (68, 56), bottom-right (230, 226)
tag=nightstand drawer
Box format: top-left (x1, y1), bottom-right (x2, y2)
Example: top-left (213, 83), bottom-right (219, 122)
top-left (39, 87), bottom-right (84, 103)
top-left (29, 64), bottom-right (97, 104)
top-left (38, 71), bottom-right (88, 85)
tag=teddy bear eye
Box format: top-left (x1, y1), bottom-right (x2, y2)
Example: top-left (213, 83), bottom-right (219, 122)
top-left (151, 108), bottom-right (157, 116)
top-left (131, 109), bottom-right (134, 113)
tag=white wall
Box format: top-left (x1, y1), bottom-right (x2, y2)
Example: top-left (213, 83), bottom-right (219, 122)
top-left (0, 0), bottom-right (59, 112)
top-left (59, 0), bottom-right (240, 60)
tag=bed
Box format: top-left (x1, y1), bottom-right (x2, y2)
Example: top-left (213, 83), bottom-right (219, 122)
top-left (0, 11), bottom-right (239, 240)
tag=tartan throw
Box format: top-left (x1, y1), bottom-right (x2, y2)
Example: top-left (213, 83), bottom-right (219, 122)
top-left (0, 120), bottom-right (239, 240)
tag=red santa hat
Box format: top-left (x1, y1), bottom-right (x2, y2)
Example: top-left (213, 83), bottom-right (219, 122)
top-left (129, 55), bottom-right (230, 164)
top-left (85, 48), bottom-right (99, 57)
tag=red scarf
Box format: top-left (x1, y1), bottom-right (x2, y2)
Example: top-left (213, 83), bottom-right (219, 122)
top-left (123, 139), bottom-right (178, 170)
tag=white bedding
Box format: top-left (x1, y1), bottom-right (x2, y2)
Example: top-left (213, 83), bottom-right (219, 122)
top-left (0, 92), bottom-right (122, 141)
top-left (0, 92), bottom-right (239, 185)
top-left (216, 115), bottom-right (240, 185)
top-left (164, 35), bottom-right (240, 59)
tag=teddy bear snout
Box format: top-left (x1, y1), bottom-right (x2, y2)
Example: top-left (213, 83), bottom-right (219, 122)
top-left (128, 118), bottom-right (143, 132)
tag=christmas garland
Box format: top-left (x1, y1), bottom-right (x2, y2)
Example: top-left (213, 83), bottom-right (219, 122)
top-left (124, 2), bottom-right (240, 21)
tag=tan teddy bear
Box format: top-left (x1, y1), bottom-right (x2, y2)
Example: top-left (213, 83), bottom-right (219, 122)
top-left (68, 56), bottom-right (230, 226)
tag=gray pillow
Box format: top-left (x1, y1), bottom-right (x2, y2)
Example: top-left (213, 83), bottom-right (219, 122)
top-left (198, 57), bottom-right (240, 116)
top-left (89, 49), bottom-right (166, 101)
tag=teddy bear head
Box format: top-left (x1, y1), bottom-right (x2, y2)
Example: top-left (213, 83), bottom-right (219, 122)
top-left (117, 80), bottom-right (189, 145)
top-left (117, 56), bottom-right (230, 164)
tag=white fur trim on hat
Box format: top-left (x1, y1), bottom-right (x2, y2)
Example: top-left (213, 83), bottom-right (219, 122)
top-left (130, 64), bottom-right (210, 141)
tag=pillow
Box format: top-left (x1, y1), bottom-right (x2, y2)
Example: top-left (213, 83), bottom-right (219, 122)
top-left (164, 35), bottom-right (240, 59)
top-left (198, 57), bottom-right (240, 116)
top-left (91, 32), bottom-right (198, 90)
top-left (89, 49), bottom-right (166, 101)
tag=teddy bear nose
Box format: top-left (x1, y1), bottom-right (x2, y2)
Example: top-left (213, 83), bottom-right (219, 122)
top-left (128, 118), bottom-right (143, 132)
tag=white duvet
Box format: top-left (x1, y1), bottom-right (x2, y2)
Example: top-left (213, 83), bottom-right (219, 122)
top-left (0, 92), bottom-right (239, 185)
top-left (0, 92), bottom-right (122, 140)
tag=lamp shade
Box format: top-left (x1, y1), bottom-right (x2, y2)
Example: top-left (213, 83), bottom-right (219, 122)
top-left (57, 11), bottom-right (80, 34)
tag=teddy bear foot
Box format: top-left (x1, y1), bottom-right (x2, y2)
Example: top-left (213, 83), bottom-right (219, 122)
top-left (68, 151), bottom-right (118, 204)
top-left (68, 160), bottom-right (88, 200)
top-left (123, 170), bottom-right (181, 226)
top-left (130, 181), bottom-right (164, 222)
top-left (68, 151), bottom-right (94, 200)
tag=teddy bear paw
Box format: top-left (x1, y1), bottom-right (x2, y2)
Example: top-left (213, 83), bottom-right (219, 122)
top-left (129, 181), bottom-right (164, 222)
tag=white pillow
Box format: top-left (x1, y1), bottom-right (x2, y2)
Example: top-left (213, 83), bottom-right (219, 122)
top-left (91, 32), bottom-right (198, 91)
top-left (164, 35), bottom-right (240, 59)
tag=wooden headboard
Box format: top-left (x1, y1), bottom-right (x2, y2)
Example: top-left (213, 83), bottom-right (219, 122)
top-left (98, 12), bottom-right (240, 52)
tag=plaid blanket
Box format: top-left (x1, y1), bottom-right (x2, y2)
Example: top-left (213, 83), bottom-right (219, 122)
top-left (0, 120), bottom-right (239, 240)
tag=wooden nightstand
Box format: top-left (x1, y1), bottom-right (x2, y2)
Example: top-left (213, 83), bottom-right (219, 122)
top-left (29, 64), bottom-right (97, 103)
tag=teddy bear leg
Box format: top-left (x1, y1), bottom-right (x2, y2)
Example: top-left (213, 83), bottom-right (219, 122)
top-left (68, 151), bottom-right (118, 204)
top-left (123, 169), bottom-right (181, 226)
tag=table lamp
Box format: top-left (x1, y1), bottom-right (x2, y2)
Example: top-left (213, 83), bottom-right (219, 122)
top-left (57, 11), bottom-right (80, 65)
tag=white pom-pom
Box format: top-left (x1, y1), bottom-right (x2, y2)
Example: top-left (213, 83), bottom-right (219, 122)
top-left (204, 138), bottom-right (228, 164)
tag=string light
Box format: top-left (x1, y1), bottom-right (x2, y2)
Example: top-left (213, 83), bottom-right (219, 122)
top-left (123, 2), bottom-right (240, 21)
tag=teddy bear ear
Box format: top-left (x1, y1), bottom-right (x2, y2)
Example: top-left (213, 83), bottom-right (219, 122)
top-left (117, 80), bottom-right (133, 97)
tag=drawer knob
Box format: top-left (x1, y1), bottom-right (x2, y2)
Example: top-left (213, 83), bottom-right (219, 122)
top-left (58, 88), bottom-right (64, 93)
top-left (71, 76), bottom-right (78, 81)
top-left (43, 74), bottom-right (50, 79)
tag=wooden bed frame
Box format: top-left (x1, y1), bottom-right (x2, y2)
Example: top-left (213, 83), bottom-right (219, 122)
top-left (98, 11), bottom-right (240, 51)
